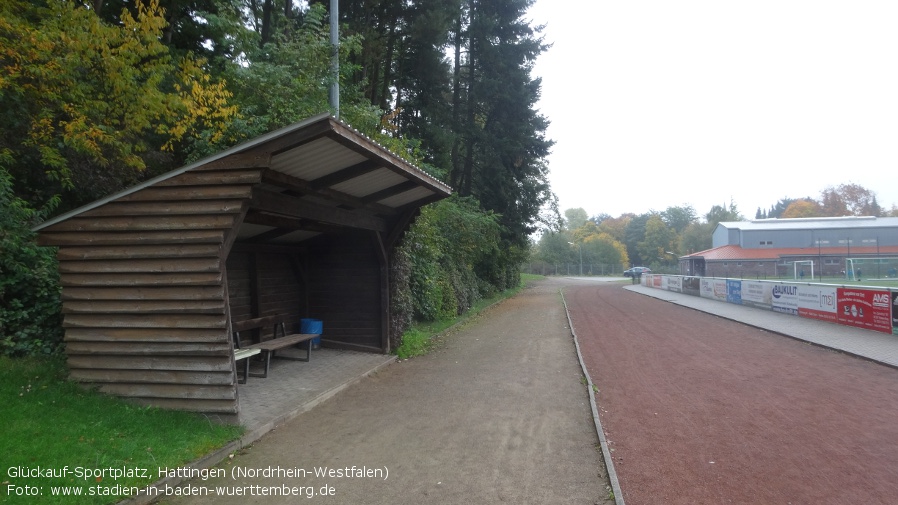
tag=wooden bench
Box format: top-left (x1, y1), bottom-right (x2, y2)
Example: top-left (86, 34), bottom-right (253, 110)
top-left (232, 315), bottom-right (317, 379)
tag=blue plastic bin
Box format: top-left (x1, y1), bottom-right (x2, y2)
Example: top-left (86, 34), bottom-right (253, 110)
top-left (301, 318), bottom-right (322, 349)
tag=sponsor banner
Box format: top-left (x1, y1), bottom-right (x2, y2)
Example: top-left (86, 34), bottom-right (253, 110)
top-left (667, 276), bottom-right (683, 293)
top-left (893, 292), bottom-right (898, 336)
top-left (742, 281), bottom-right (772, 310)
top-left (770, 283), bottom-right (799, 315)
top-left (797, 285), bottom-right (838, 323)
top-left (652, 275), bottom-right (662, 288)
top-left (682, 277), bottom-right (701, 297)
top-left (837, 288), bottom-right (892, 334)
top-left (701, 278), bottom-right (727, 301)
top-left (726, 280), bottom-right (742, 304)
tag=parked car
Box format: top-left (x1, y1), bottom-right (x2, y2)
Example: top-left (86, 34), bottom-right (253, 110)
top-left (623, 267), bottom-right (651, 277)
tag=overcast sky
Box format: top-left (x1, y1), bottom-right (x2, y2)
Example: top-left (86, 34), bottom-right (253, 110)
top-left (526, 0), bottom-right (898, 221)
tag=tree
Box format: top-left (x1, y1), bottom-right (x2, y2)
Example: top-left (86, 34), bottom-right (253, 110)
top-left (679, 222), bottom-right (713, 254)
top-left (705, 201), bottom-right (742, 229)
top-left (0, 0), bottom-right (238, 210)
top-left (564, 208), bottom-right (588, 231)
top-left (781, 199), bottom-right (822, 218)
top-left (819, 183), bottom-right (881, 217)
top-left (765, 197), bottom-right (800, 219)
top-left (661, 205), bottom-right (697, 233)
top-left (638, 214), bottom-right (676, 265)
top-left (598, 214), bottom-right (632, 243)
top-left (624, 213), bottom-right (652, 266)
top-left (582, 233), bottom-right (628, 269)
top-left (533, 231), bottom-right (576, 265)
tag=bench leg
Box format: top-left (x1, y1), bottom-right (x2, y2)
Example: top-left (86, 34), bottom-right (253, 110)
top-left (237, 357), bottom-right (251, 384)
top-left (264, 350), bottom-right (273, 378)
top-left (248, 352), bottom-right (271, 379)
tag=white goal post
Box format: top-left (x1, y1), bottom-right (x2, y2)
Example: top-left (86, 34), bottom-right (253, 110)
top-left (845, 257), bottom-right (898, 281)
top-left (793, 260), bottom-right (814, 280)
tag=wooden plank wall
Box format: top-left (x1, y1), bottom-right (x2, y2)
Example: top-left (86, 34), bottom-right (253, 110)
top-left (307, 233), bottom-right (383, 351)
top-left (225, 249), bottom-right (305, 337)
top-left (38, 168), bottom-right (260, 415)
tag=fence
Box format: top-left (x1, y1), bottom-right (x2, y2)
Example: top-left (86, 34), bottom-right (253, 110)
top-left (522, 262), bottom-right (626, 276)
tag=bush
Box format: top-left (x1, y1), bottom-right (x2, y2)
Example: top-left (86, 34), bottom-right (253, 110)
top-left (390, 195), bottom-right (503, 348)
top-left (0, 166), bottom-right (64, 357)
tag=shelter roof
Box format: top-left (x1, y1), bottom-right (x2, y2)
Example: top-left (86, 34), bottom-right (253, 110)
top-left (34, 113), bottom-right (452, 245)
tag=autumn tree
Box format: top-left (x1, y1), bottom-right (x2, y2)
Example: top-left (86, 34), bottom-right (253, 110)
top-left (819, 183), bottom-right (882, 217)
top-left (0, 0), bottom-right (237, 210)
top-left (598, 214), bottom-right (632, 243)
top-left (582, 233), bottom-right (628, 270)
top-left (781, 199), bottom-right (822, 218)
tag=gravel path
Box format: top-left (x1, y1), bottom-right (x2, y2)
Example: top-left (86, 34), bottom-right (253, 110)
top-left (161, 279), bottom-right (613, 504)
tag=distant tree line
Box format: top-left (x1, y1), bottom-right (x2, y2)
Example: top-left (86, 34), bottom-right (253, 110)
top-left (531, 202), bottom-right (742, 272)
top-left (533, 182), bottom-right (897, 275)
top-left (755, 183), bottom-right (898, 219)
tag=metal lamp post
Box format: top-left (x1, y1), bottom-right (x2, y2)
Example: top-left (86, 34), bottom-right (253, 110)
top-left (568, 242), bottom-right (582, 276)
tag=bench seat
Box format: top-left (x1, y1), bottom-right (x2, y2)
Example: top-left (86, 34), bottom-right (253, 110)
top-left (232, 314), bottom-right (318, 379)
top-left (243, 333), bottom-right (317, 378)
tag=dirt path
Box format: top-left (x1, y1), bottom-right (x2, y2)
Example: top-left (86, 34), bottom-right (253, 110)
top-left (162, 279), bottom-right (613, 504)
top-left (566, 283), bottom-right (898, 505)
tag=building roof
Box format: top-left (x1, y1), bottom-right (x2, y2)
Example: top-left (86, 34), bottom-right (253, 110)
top-left (716, 216), bottom-right (898, 233)
top-left (685, 244), bottom-right (898, 261)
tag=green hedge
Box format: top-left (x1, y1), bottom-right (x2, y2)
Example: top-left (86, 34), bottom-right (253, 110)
top-left (390, 195), bottom-right (506, 346)
top-left (0, 167), bottom-right (64, 357)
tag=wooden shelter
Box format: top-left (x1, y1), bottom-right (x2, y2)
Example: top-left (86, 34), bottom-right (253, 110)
top-left (34, 113), bottom-right (451, 418)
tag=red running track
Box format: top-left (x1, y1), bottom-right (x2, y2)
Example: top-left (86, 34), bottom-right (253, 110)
top-left (565, 283), bottom-right (898, 505)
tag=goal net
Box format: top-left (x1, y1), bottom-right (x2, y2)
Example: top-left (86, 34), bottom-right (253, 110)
top-left (792, 260), bottom-right (814, 280)
top-left (844, 257), bottom-right (898, 281)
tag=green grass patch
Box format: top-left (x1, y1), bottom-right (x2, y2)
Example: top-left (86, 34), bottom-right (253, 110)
top-left (1, 356), bottom-right (243, 504)
top-left (395, 273), bottom-right (543, 359)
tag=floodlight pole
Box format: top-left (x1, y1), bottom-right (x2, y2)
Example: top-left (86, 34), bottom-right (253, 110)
top-left (329, 0), bottom-right (340, 118)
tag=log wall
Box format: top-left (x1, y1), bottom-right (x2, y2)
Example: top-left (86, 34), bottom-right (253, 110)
top-left (38, 169), bottom-right (260, 416)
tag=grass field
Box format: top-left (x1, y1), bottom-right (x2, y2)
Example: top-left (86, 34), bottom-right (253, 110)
top-left (1, 356), bottom-right (243, 504)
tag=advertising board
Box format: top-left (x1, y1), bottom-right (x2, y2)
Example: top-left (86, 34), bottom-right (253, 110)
top-left (770, 283), bottom-right (799, 315)
top-left (741, 281), bottom-right (771, 310)
top-left (893, 292), bottom-right (898, 336)
top-left (667, 276), bottom-right (683, 293)
top-left (836, 288), bottom-right (892, 334)
top-left (797, 285), bottom-right (838, 323)
top-left (726, 280), bottom-right (742, 304)
top-left (701, 278), bottom-right (727, 302)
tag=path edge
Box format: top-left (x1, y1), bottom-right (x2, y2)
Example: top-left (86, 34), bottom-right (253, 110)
top-left (560, 288), bottom-right (626, 505)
